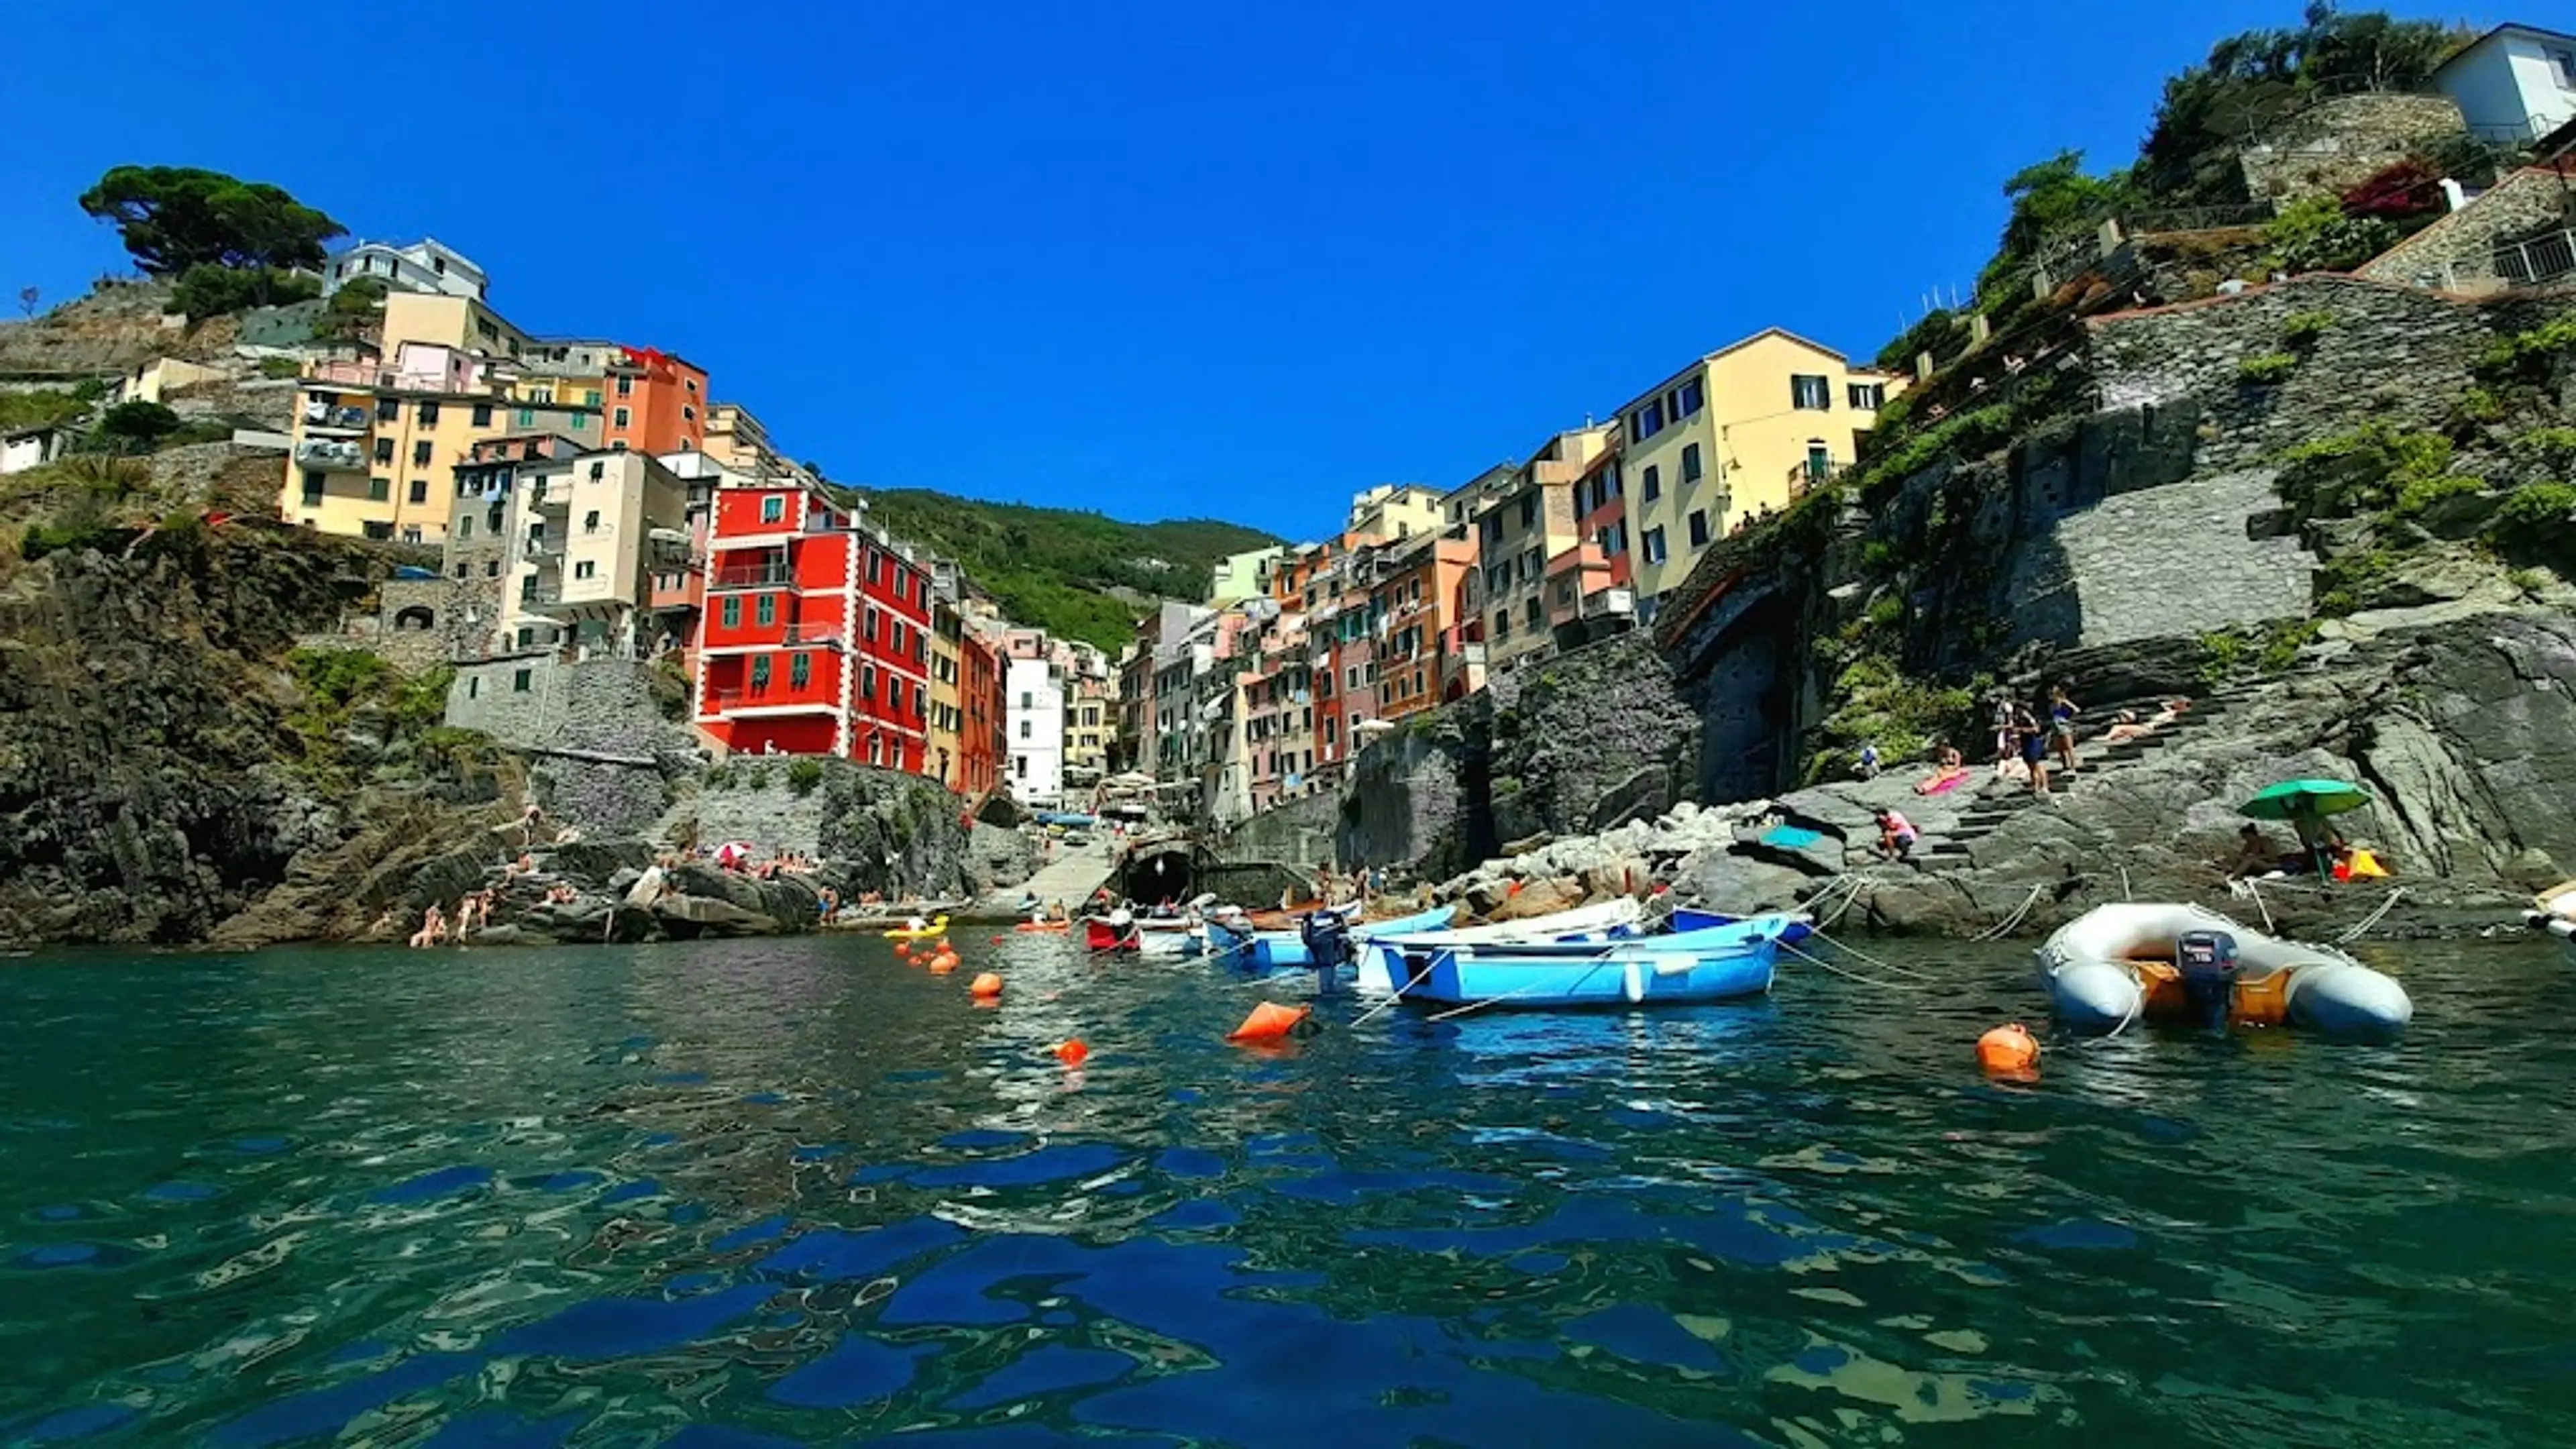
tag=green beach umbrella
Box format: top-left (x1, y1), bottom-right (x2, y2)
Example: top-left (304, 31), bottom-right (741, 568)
top-left (2240, 778), bottom-right (2372, 820)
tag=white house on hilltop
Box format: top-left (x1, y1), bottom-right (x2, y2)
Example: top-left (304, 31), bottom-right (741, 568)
top-left (2430, 22), bottom-right (2576, 142)
top-left (323, 238), bottom-right (488, 302)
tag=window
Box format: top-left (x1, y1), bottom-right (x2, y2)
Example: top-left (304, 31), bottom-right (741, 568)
top-left (682, 405), bottom-right (696, 421)
top-left (457, 516), bottom-right (474, 540)
top-left (1688, 510), bottom-right (1711, 548)
top-left (1847, 381), bottom-right (1884, 411)
top-left (485, 559), bottom-right (500, 578)
top-left (1678, 377), bottom-right (1705, 417)
top-left (2550, 46), bottom-right (2576, 85)
top-left (616, 376), bottom-right (633, 397)
top-left (466, 674), bottom-right (478, 698)
top-left (1020, 720), bottom-right (1032, 739)
top-left (1807, 442), bottom-right (1833, 483)
top-left (408, 478), bottom-right (428, 504)
top-left (751, 655), bottom-right (771, 691)
top-left (760, 496), bottom-right (784, 523)
top-left (790, 652), bottom-right (810, 688)
top-left (1790, 374), bottom-right (1831, 410)
top-left (568, 411), bottom-right (590, 430)
top-left (411, 440), bottom-right (432, 467)
top-left (367, 476), bottom-right (390, 501)
top-left (513, 668), bottom-right (533, 693)
top-left (584, 389), bottom-right (601, 407)
top-left (515, 408), bottom-right (535, 427)
top-left (583, 508), bottom-right (600, 533)
top-left (1644, 527), bottom-right (1668, 565)
top-left (720, 597), bottom-right (741, 628)
top-left (1519, 492), bottom-right (1537, 527)
top-left (1019, 690), bottom-right (1033, 709)
top-left (1493, 610), bottom-right (1511, 641)
top-left (866, 606), bottom-right (879, 642)
top-left (612, 407), bottom-right (631, 429)
top-left (588, 461), bottom-right (604, 481)
top-left (1642, 465), bottom-right (1660, 502)
top-left (867, 550), bottom-right (880, 585)
top-left (861, 663), bottom-right (876, 699)
top-left (573, 560), bottom-right (596, 581)
top-left (376, 398), bottom-right (399, 423)
top-left (1631, 398), bottom-right (1663, 444)
top-left (1681, 442), bottom-right (1703, 483)
top-left (301, 471), bottom-right (325, 506)
top-left (755, 594), bottom-right (776, 627)
top-left (401, 525), bottom-right (422, 543)
top-left (372, 437), bottom-right (394, 464)
top-left (417, 401), bottom-right (439, 426)
top-left (1525, 597), bottom-right (1542, 628)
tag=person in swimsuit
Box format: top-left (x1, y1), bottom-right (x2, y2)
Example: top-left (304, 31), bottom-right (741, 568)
top-left (2015, 704), bottom-right (2051, 794)
top-left (2048, 687), bottom-right (2080, 773)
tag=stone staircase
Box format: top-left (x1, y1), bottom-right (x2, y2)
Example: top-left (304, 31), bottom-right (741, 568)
top-left (1916, 684), bottom-right (2257, 866)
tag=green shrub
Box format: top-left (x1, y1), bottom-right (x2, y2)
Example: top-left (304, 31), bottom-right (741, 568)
top-left (2274, 423), bottom-right (2455, 520)
top-left (2262, 197), bottom-right (2396, 274)
top-left (2454, 386), bottom-right (2506, 427)
top-left (1859, 538), bottom-right (1897, 574)
top-left (2513, 428), bottom-right (2576, 474)
top-left (705, 763), bottom-right (736, 791)
top-left (91, 400), bottom-right (180, 445)
top-left (2237, 352), bottom-right (2299, 386)
top-left (788, 759), bottom-right (824, 796)
top-left (170, 264), bottom-right (318, 322)
top-left (2479, 317), bottom-right (2576, 386)
top-left (747, 763), bottom-right (772, 790)
top-left (285, 647), bottom-right (394, 710)
top-left (1806, 653), bottom-right (1978, 784)
top-left (2492, 482), bottom-right (2576, 533)
top-left (2390, 474), bottom-right (2485, 518)
top-left (2280, 310), bottom-right (2337, 346)
top-left (0, 388), bottom-right (89, 433)
top-left (257, 356), bottom-right (302, 380)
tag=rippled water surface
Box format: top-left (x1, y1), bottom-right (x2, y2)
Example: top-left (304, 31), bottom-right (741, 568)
top-left (4, 931), bottom-right (2573, 1446)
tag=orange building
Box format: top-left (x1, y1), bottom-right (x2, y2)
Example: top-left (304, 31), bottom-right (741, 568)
top-left (959, 627), bottom-right (1007, 798)
top-left (1372, 533), bottom-right (1479, 720)
top-left (604, 347), bottom-right (708, 455)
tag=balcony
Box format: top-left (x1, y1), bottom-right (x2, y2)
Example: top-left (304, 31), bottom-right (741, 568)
top-left (780, 623), bottom-right (843, 647)
top-left (294, 439), bottom-right (366, 470)
top-left (707, 688), bottom-right (837, 716)
top-left (1580, 586), bottom-right (1635, 619)
top-left (301, 401), bottom-right (370, 432)
top-left (522, 582), bottom-right (621, 616)
top-left (708, 560), bottom-right (797, 590)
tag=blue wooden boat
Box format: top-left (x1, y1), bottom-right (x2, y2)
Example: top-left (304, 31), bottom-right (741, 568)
top-left (1670, 906), bottom-right (1813, 945)
top-left (1389, 914), bottom-right (1799, 1010)
top-left (1235, 904), bottom-right (1459, 969)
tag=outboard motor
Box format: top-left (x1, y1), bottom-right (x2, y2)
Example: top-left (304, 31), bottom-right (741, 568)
top-left (2174, 929), bottom-right (2240, 1031)
top-left (1299, 908), bottom-right (1354, 996)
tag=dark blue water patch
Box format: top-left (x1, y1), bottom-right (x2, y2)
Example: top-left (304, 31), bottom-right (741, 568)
top-left (666, 1271), bottom-right (729, 1297)
top-left (651, 1072), bottom-right (708, 1085)
top-left (1268, 1169), bottom-right (1517, 1207)
top-left (599, 1179), bottom-right (661, 1205)
top-left (1148, 1200), bottom-right (1239, 1231)
top-left (790, 1144), bottom-right (844, 1162)
top-left (1349, 1195), bottom-right (1810, 1269)
top-left (518, 1171), bottom-right (603, 1193)
top-left (327, 1339), bottom-right (394, 1367)
top-left (1564, 1304), bottom-right (1727, 1373)
top-left (370, 1165), bottom-right (492, 1205)
top-left (947, 1345), bottom-right (1134, 1410)
top-left (490, 1284), bottom-right (768, 1362)
top-left (11, 1242), bottom-right (124, 1270)
top-left (888, 1428), bottom-right (1175, 1448)
top-left (1168, 1087), bottom-right (1206, 1104)
top-left (1100, 1180), bottom-right (1144, 1198)
top-left (33, 1203), bottom-right (89, 1222)
top-left (2135, 1114), bottom-right (2198, 1144)
top-left (910, 1144), bottom-right (1126, 1189)
top-left (140, 1180), bottom-right (221, 1203)
top-left (669, 1204), bottom-right (708, 1226)
top-left (1507, 1252), bottom-right (1568, 1275)
top-left (423, 1409), bottom-right (580, 1447)
top-left (211, 1351), bottom-right (481, 1448)
top-left (227, 1136), bottom-right (292, 1155)
top-left (2013, 1218), bottom-right (2143, 1252)
top-left (13, 1401), bottom-right (134, 1444)
top-left (739, 1091), bottom-right (788, 1106)
top-left (1607, 1105), bottom-right (1676, 1130)
top-left (710, 1215), bottom-right (793, 1252)
top-left (885, 1069), bottom-right (945, 1084)
top-left (757, 1216), bottom-right (965, 1283)
top-left (637, 1132), bottom-right (679, 1147)
top-left (767, 1334), bottom-right (933, 1408)
top-left (876, 1238), bottom-right (1081, 1327)
top-left (663, 1428), bottom-right (806, 1449)
top-left (1154, 1147), bottom-right (1224, 1179)
top-left (1970, 1377), bottom-right (2038, 1402)
top-left (1794, 1342), bottom-right (1852, 1375)
top-left (938, 1129), bottom-right (1033, 1151)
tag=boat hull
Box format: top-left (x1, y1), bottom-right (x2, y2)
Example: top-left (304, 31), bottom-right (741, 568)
top-left (2036, 902), bottom-right (2410, 1040)
top-left (1083, 917), bottom-right (1136, 953)
top-left (1248, 904), bottom-right (1458, 969)
top-left (1405, 938), bottom-right (1777, 1008)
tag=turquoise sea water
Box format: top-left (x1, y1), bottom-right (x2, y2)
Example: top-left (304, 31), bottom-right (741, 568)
top-left (2, 931), bottom-right (2571, 1446)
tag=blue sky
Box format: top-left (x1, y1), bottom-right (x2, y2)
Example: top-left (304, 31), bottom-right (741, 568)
top-left (9, 0), bottom-right (2341, 537)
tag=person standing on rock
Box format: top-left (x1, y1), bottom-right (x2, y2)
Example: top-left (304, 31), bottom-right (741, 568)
top-left (2015, 702), bottom-right (2052, 795)
top-left (1992, 694), bottom-right (2017, 773)
top-left (2049, 687), bottom-right (2082, 775)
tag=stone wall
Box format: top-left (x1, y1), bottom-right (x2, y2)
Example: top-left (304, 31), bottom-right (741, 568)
top-left (2088, 275), bottom-right (2491, 472)
top-left (2358, 167), bottom-right (2575, 292)
top-left (1336, 708), bottom-right (1476, 878)
top-left (1482, 631), bottom-right (1699, 843)
top-left (445, 655), bottom-right (698, 837)
top-left (2041, 466), bottom-right (2316, 647)
top-left (665, 761), bottom-right (978, 901)
top-left (2236, 93), bottom-right (2464, 207)
top-left (683, 768), bottom-right (837, 857)
top-left (1218, 788), bottom-right (1339, 869)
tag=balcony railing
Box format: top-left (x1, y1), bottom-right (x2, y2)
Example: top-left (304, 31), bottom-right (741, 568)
top-left (708, 561), bottom-right (796, 590)
top-left (294, 439), bottom-right (366, 470)
top-left (780, 623), bottom-right (843, 647)
top-left (708, 688), bottom-right (833, 714)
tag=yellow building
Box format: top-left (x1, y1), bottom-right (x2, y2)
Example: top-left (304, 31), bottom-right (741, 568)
top-left (927, 585), bottom-right (966, 789)
top-left (1344, 483), bottom-right (1446, 542)
top-left (705, 402), bottom-right (790, 478)
top-left (1615, 329), bottom-right (1902, 623)
top-left (380, 291), bottom-right (532, 358)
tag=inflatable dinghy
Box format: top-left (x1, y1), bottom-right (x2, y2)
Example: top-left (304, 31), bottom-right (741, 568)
top-left (2037, 902), bottom-right (2410, 1040)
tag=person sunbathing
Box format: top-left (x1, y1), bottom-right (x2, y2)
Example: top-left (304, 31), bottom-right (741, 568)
top-left (2104, 698), bottom-right (2192, 743)
top-left (1915, 746), bottom-right (1970, 794)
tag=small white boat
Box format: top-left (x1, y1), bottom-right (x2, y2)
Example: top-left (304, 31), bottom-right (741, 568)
top-left (1132, 915), bottom-right (1203, 960)
top-left (2524, 880), bottom-right (2576, 966)
top-left (2037, 902), bottom-right (2410, 1040)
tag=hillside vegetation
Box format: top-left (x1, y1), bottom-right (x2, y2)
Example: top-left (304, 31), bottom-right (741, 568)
top-left (858, 489), bottom-right (1278, 648)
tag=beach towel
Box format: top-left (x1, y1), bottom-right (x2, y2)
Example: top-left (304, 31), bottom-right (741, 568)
top-left (1758, 824), bottom-right (1825, 851)
top-left (1921, 771), bottom-right (1968, 796)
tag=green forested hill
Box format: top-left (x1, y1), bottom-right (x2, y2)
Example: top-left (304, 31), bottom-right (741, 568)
top-left (855, 489), bottom-right (1281, 649)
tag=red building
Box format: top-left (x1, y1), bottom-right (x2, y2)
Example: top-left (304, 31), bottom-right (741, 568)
top-left (693, 481), bottom-right (932, 768)
top-left (1572, 445), bottom-right (1629, 588)
top-left (958, 627), bottom-right (1006, 797)
top-left (604, 347), bottom-right (709, 456)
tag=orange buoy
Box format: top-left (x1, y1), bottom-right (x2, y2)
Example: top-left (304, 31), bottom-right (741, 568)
top-left (1227, 1000), bottom-right (1313, 1043)
top-left (929, 958), bottom-right (957, 975)
top-left (991, 934), bottom-right (1006, 945)
top-left (969, 972), bottom-right (1003, 999)
top-left (1055, 1039), bottom-right (1089, 1066)
top-left (1976, 1022), bottom-right (2041, 1078)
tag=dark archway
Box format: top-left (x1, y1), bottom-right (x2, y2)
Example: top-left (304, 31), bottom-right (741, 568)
top-left (393, 605), bottom-right (436, 632)
top-left (1118, 847), bottom-right (1199, 906)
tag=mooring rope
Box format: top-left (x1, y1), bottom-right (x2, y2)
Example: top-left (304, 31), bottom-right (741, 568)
top-left (1801, 926), bottom-right (1941, 982)
top-left (2333, 887), bottom-right (2406, 946)
top-left (1777, 936), bottom-right (1924, 991)
top-left (1970, 883), bottom-right (2047, 943)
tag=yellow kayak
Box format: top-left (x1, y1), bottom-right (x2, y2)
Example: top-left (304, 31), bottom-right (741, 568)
top-left (881, 915), bottom-right (950, 941)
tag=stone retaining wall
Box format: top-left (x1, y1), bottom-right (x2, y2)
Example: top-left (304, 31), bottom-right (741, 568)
top-left (2358, 167), bottom-right (2574, 292)
top-left (2236, 93), bottom-right (2464, 207)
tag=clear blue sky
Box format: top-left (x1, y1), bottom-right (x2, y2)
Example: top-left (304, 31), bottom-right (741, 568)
top-left (9, 0), bottom-right (2339, 537)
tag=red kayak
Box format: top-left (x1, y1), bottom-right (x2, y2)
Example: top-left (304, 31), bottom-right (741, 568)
top-left (1083, 916), bottom-right (1138, 953)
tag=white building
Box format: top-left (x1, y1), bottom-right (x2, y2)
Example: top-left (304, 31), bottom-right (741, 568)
top-left (0, 425), bottom-right (68, 476)
top-left (1006, 654), bottom-right (1067, 804)
top-left (324, 238), bottom-right (488, 302)
top-left (2431, 23), bottom-right (2576, 142)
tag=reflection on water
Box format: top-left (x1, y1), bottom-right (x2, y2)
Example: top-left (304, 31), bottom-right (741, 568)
top-left (1, 932), bottom-right (2571, 1445)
